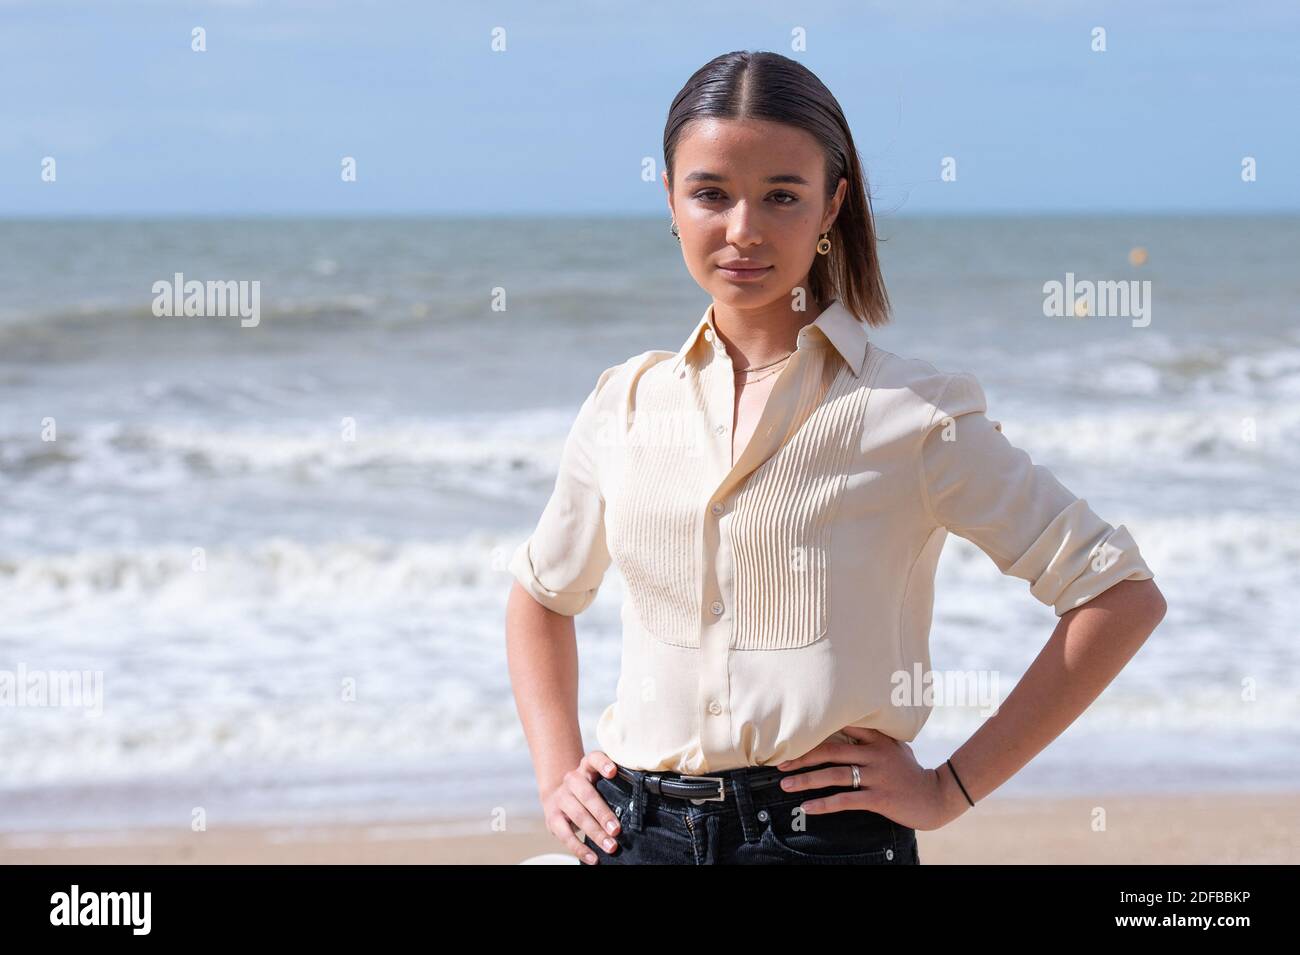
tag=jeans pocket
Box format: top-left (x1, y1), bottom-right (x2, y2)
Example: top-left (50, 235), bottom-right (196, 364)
top-left (594, 775), bottom-right (631, 819)
top-left (584, 775), bottom-right (633, 861)
top-left (896, 826), bottom-right (921, 864)
top-left (759, 799), bottom-right (902, 864)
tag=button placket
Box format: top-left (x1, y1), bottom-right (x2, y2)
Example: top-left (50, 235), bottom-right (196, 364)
top-left (697, 350), bottom-right (744, 768)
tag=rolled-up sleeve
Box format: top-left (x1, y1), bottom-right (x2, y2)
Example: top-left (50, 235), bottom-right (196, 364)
top-left (919, 371), bottom-right (1154, 616)
top-left (508, 364), bottom-right (619, 616)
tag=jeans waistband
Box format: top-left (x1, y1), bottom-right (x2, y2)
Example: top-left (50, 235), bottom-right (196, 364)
top-left (607, 761), bottom-right (860, 839)
top-left (612, 763), bottom-right (801, 804)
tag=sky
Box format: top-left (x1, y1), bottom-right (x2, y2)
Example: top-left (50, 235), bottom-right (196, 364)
top-left (2, 0), bottom-right (1298, 216)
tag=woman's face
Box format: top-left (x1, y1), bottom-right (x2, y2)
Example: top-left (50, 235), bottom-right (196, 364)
top-left (664, 117), bottom-right (846, 311)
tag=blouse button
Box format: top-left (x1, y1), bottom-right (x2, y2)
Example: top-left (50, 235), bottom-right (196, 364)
top-left (714, 423), bottom-right (726, 436)
top-left (710, 600), bottom-right (723, 616)
top-left (707, 701), bottom-right (722, 715)
top-left (703, 328), bottom-right (714, 342)
top-left (711, 502), bottom-right (723, 515)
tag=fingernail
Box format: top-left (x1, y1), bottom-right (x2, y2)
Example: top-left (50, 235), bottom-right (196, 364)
top-left (604, 763), bottom-right (615, 773)
top-left (586, 853), bottom-right (597, 864)
top-left (604, 838), bottom-right (616, 850)
top-left (606, 820), bottom-right (618, 833)
top-left (780, 779), bottom-right (792, 789)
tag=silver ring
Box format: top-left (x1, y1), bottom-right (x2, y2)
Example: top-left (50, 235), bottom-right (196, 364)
top-left (851, 765), bottom-right (861, 789)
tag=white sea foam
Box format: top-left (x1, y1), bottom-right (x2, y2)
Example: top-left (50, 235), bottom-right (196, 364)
top-left (0, 509), bottom-right (1293, 798)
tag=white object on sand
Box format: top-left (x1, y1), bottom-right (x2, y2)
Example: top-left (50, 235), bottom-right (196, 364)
top-left (519, 852), bottom-right (581, 864)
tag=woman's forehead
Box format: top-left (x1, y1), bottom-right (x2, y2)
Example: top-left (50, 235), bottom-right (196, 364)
top-left (675, 120), bottom-right (825, 173)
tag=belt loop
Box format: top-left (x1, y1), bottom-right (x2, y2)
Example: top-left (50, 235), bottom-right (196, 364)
top-left (627, 769), bottom-right (646, 833)
top-left (732, 768), bottom-right (761, 844)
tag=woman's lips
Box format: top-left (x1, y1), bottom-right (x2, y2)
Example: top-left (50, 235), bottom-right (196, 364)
top-left (718, 265), bottom-right (774, 281)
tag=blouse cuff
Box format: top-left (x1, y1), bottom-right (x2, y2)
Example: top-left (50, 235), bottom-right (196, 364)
top-left (1005, 498), bottom-right (1155, 616)
top-left (508, 536), bottom-right (599, 617)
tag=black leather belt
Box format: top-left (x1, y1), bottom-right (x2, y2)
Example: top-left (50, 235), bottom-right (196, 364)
top-left (615, 765), bottom-right (792, 804)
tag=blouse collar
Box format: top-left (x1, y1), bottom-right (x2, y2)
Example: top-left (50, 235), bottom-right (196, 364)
top-left (669, 297), bottom-right (870, 379)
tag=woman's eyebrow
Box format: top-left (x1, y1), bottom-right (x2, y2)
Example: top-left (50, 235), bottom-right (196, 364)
top-left (683, 171), bottom-right (810, 185)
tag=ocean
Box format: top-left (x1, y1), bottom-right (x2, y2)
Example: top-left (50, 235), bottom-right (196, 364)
top-left (1, 214), bottom-right (1296, 831)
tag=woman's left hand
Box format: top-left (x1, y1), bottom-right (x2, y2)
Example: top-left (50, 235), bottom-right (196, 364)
top-left (774, 726), bottom-right (964, 832)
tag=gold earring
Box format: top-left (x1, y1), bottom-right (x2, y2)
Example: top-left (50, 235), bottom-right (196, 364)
top-left (816, 231), bottom-right (832, 255)
top-left (671, 219), bottom-right (680, 241)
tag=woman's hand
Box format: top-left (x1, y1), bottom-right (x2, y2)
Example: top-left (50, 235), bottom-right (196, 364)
top-left (541, 750), bottom-right (623, 864)
top-left (775, 726), bottom-right (966, 832)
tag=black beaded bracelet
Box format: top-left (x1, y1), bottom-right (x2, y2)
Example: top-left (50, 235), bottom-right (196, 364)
top-left (946, 757), bottom-right (975, 807)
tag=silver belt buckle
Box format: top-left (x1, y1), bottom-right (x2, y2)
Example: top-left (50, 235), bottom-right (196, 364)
top-left (678, 774), bottom-right (726, 804)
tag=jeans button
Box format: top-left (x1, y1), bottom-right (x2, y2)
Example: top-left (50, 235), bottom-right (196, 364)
top-left (885, 848), bottom-right (894, 860)
top-left (757, 809), bottom-right (769, 822)
top-left (613, 805), bottom-right (622, 818)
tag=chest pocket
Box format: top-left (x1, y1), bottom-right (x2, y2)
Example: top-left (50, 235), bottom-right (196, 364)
top-left (607, 360), bottom-right (874, 651)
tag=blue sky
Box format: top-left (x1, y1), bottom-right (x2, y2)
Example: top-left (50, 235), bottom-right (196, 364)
top-left (2, 0), bottom-right (1297, 216)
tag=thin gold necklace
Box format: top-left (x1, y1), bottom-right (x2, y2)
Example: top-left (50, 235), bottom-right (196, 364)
top-left (735, 352), bottom-right (793, 385)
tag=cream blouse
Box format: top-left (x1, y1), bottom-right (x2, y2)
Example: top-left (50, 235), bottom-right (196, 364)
top-left (509, 298), bottom-right (1155, 774)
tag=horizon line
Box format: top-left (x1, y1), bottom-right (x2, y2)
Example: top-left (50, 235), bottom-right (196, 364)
top-left (2, 209), bottom-right (1298, 222)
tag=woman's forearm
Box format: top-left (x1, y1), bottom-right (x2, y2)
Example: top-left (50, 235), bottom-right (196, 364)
top-left (505, 581), bottom-right (588, 798)
top-left (936, 577), bottom-right (1168, 817)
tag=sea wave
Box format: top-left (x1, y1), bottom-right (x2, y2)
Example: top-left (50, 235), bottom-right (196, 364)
top-left (0, 535), bottom-right (527, 609)
top-left (0, 414), bottom-right (571, 490)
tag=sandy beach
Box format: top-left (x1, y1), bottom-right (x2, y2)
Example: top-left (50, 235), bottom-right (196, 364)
top-left (2, 791), bottom-right (1294, 865)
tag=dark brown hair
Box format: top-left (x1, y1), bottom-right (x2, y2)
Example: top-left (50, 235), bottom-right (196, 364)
top-left (663, 50), bottom-right (891, 328)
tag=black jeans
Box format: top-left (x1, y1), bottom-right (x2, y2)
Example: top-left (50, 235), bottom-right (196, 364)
top-left (582, 761), bottom-right (920, 865)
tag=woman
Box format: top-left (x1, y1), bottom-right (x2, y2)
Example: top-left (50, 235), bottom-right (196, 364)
top-left (504, 50), bottom-right (1166, 865)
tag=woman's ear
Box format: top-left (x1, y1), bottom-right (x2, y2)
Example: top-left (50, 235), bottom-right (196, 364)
top-left (822, 176), bottom-right (848, 232)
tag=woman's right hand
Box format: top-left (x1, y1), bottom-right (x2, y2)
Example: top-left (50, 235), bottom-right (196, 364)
top-left (542, 750), bottom-right (623, 864)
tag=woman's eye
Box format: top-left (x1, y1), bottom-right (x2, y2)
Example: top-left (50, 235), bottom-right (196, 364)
top-left (693, 190), bottom-right (798, 204)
